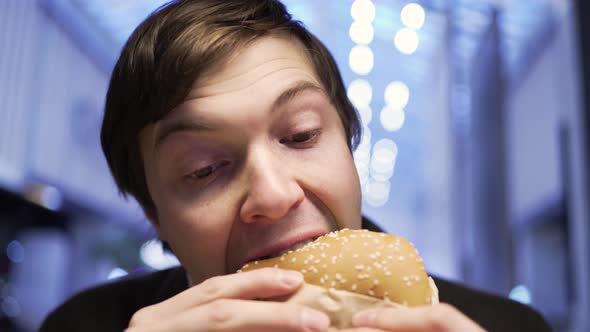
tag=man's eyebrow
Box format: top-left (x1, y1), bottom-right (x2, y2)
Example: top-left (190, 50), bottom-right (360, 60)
top-left (153, 81), bottom-right (325, 148)
top-left (154, 120), bottom-right (212, 149)
top-left (272, 81), bottom-right (327, 111)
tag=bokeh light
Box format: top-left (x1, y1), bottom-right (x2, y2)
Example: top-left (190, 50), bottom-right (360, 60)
top-left (140, 239), bottom-right (180, 270)
top-left (358, 126), bottom-right (372, 150)
top-left (6, 240), bottom-right (24, 263)
top-left (401, 3), bottom-right (426, 30)
top-left (349, 21), bottom-right (374, 44)
top-left (509, 285), bottom-right (532, 304)
top-left (380, 106), bottom-right (406, 131)
top-left (349, 45), bottom-right (374, 75)
top-left (39, 185), bottom-right (62, 211)
top-left (350, 0), bottom-right (376, 23)
top-left (107, 267), bottom-right (128, 280)
top-left (347, 79), bottom-right (373, 108)
top-left (364, 180), bottom-right (391, 207)
top-left (373, 138), bottom-right (398, 164)
top-left (370, 138), bottom-right (398, 180)
top-left (357, 105), bottom-right (373, 125)
top-left (394, 28), bottom-right (419, 55)
top-left (384, 81), bottom-right (410, 109)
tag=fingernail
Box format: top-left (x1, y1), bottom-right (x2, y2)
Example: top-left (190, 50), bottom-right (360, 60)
top-left (353, 310), bottom-right (378, 326)
top-left (280, 270), bottom-right (303, 287)
top-left (301, 308), bottom-right (330, 331)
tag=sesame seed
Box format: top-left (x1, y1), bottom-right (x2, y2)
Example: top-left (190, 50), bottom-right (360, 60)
top-left (291, 258), bottom-right (296, 263)
top-left (352, 254), bottom-right (359, 258)
top-left (351, 284), bottom-right (357, 291)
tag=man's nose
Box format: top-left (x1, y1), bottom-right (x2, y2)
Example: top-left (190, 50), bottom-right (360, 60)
top-left (239, 148), bottom-right (304, 224)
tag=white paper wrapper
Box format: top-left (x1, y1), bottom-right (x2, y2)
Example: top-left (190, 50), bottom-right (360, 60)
top-left (272, 277), bottom-right (439, 330)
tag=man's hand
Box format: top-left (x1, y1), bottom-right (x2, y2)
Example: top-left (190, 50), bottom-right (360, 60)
top-left (125, 268), bottom-right (330, 332)
top-left (341, 303), bottom-right (486, 332)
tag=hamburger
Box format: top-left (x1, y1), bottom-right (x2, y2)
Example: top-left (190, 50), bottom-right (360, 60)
top-left (239, 228), bottom-right (438, 307)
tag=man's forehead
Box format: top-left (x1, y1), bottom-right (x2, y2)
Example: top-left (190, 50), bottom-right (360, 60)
top-left (191, 34), bottom-right (317, 96)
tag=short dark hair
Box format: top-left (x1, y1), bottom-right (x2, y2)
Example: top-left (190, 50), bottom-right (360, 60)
top-left (100, 0), bottom-right (361, 214)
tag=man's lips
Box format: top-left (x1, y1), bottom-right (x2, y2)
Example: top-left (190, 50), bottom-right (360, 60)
top-left (242, 229), bottom-right (327, 266)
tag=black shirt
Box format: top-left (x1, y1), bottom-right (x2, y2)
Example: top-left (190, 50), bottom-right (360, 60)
top-left (40, 266), bottom-right (551, 332)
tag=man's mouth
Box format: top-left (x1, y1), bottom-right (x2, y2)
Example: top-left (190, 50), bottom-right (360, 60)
top-left (257, 238), bottom-right (316, 260)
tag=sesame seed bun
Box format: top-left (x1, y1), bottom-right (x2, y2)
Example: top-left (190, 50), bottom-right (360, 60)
top-left (239, 228), bottom-right (435, 306)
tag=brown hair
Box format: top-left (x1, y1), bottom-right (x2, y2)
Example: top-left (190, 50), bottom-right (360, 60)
top-left (101, 0), bottom-right (361, 214)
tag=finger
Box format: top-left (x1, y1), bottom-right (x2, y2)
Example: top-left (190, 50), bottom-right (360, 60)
top-left (132, 268), bottom-right (303, 321)
top-left (352, 303), bottom-right (486, 332)
top-left (135, 299), bottom-right (330, 332)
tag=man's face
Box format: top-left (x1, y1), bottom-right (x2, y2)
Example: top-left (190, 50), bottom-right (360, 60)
top-left (139, 34), bottom-right (361, 284)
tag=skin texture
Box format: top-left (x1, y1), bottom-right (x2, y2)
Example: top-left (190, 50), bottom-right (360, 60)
top-left (129, 34), bottom-right (483, 332)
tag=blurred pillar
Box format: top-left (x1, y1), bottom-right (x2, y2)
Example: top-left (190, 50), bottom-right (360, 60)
top-left (467, 12), bottom-right (513, 295)
top-left (569, 0), bottom-right (590, 330)
top-left (449, 8), bottom-right (514, 295)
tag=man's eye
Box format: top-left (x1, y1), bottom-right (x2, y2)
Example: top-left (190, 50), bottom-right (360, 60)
top-left (187, 160), bottom-right (229, 180)
top-left (280, 129), bottom-right (321, 145)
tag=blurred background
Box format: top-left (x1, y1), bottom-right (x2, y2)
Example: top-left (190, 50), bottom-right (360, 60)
top-left (0, 0), bottom-right (588, 331)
